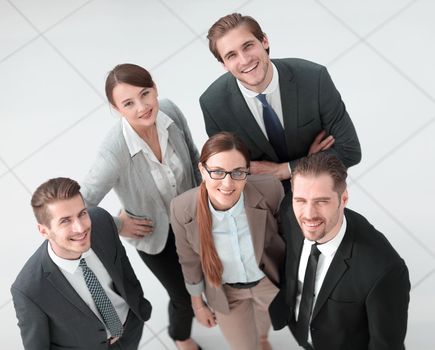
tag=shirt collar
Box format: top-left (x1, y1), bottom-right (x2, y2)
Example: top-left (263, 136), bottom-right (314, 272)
top-left (208, 192), bottom-right (245, 222)
top-left (237, 62), bottom-right (279, 98)
top-left (47, 242), bottom-right (93, 274)
top-left (121, 109), bottom-right (174, 157)
top-left (303, 215), bottom-right (347, 257)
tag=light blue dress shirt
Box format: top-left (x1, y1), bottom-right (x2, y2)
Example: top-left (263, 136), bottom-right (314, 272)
top-left (209, 193), bottom-right (265, 284)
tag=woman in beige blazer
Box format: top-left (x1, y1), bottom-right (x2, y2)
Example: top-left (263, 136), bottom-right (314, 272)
top-left (170, 132), bottom-right (285, 350)
top-left (81, 64), bottom-right (201, 350)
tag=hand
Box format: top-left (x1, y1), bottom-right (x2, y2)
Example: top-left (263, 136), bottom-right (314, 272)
top-left (193, 304), bottom-right (217, 328)
top-left (118, 210), bottom-right (154, 239)
top-left (250, 160), bottom-right (291, 180)
top-left (308, 130), bottom-right (335, 155)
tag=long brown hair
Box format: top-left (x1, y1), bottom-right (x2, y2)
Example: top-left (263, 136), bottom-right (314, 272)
top-left (197, 132), bottom-right (250, 287)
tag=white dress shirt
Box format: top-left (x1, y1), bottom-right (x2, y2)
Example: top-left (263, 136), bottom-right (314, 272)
top-left (237, 63), bottom-right (284, 137)
top-left (209, 193), bottom-right (265, 284)
top-left (295, 216), bottom-right (347, 345)
top-left (122, 110), bottom-right (184, 213)
top-left (237, 63), bottom-right (291, 173)
top-left (47, 244), bottom-right (129, 337)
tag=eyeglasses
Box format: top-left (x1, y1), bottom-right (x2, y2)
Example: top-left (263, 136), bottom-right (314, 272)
top-left (204, 164), bottom-right (249, 180)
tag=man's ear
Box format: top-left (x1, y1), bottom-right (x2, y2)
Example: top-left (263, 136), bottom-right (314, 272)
top-left (341, 189), bottom-right (349, 207)
top-left (221, 61), bottom-right (230, 72)
top-left (37, 223), bottom-right (50, 239)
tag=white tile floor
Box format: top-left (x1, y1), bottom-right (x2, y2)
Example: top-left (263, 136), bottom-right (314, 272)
top-left (1, 0), bottom-right (434, 349)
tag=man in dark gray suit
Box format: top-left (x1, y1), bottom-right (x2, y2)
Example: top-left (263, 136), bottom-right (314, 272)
top-left (11, 177), bottom-right (152, 350)
top-left (270, 153), bottom-right (410, 349)
top-left (200, 13), bottom-right (361, 186)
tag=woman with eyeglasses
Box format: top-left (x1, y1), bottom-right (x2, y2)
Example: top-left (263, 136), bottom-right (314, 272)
top-left (170, 132), bottom-right (285, 350)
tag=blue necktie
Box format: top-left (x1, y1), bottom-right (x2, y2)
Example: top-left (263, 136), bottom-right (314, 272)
top-left (296, 244), bottom-right (321, 343)
top-left (256, 94), bottom-right (289, 161)
top-left (79, 258), bottom-right (124, 337)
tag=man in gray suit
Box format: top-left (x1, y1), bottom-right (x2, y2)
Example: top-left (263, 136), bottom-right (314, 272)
top-left (11, 177), bottom-right (152, 350)
top-left (200, 13), bottom-right (361, 186)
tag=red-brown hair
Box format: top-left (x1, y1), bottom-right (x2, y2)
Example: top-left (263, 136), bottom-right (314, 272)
top-left (197, 132), bottom-right (250, 287)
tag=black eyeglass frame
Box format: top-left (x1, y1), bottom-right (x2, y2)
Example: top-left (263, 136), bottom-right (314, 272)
top-left (203, 164), bottom-right (250, 180)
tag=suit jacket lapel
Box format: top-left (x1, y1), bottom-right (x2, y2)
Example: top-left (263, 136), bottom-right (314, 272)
top-left (312, 214), bottom-right (353, 320)
top-left (273, 59), bottom-right (298, 158)
top-left (226, 77), bottom-right (279, 161)
top-left (244, 182), bottom-right (267, 264)
top-left (42, 243), bottom-right (99, 320)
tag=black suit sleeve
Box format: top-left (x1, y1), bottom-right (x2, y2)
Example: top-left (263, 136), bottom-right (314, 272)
top-left (11, 287), bottom-right (50, 350)
top-left (366, 260), bottom-right (410, 349)
top-left (317, 66), bottom-right (361, 168)
top-left (105, 209), bottom-right (152, 322)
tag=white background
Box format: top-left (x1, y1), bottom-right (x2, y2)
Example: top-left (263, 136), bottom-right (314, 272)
top-left (1, 0), bottom-right (434, 348)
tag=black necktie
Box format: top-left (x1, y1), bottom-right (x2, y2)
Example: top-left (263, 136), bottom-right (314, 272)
top-left (297, 243), bottom-right (321, 343)
top-left (256, 94), bottom-right (289, 161)
top-left (79, 258), bottom-right (124, 337)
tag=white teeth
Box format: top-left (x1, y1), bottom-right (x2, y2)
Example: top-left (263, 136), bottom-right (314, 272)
top-left (242, 63), bottom-right (257, 73)
top-left (71, 233), bottom-right (86, 241)
top-left (219, 189), bottom-right (233, 195)
top-left (305, 222), bottom-right (322, 227)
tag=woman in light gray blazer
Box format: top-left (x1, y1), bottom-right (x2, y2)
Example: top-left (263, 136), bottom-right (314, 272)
top-left (81, 64), bottom-right (202, 350)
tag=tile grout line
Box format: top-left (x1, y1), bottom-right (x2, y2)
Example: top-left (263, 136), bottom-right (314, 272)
top-left (1, 0), bottom-right (95, 66)
top-left (355, 117), bottom-right (435, 181)
top-left (6, 0), bottom-right (105, 101)
top-left (350, 178), bottom-right (435, 260)
top-left (411, 267), bottom-right (435, 291)
top-left (0, 298), bottom-right (12, 312)
top-left (0, 156), bottom-right (32, 195)
top-left (0, 102), bottom-right (106, 181)
top-left (157, 0), bottom-right (205, 38)
top-left (317, 0), bottom-right (435, 107)
top-left (151, 0), bottom-right (255, 71)
top-left (140, 323), bottom-right (170, 349)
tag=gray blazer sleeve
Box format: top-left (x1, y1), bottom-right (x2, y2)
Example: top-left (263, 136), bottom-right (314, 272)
top-left (81, 134), bottom-right (125, 230)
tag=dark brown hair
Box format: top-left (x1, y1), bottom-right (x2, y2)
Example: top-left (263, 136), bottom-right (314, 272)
top-left (31, 177), bottom-right (81, 226)
top-left (197, 132), bottom-right (250, 287)
top-left (207, 13), bottom-right (270, 62)
top-left (105, 63), bottom-right (154, 107)
top-left (291, 153), bottom-right (348, 196)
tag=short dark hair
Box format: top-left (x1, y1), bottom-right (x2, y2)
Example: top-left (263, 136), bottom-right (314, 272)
top-left (105, 63), bottom-right (154, 107)
top-left (31, 177), bottom-right (81, 226)
top-left (207, 13), bottom-right (269, 62)
top-left (291, 153), bottom-right (347, 196)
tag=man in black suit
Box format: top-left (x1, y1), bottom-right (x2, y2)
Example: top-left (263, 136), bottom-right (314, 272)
top-left (270, 153), bottom-right (410, 349)
top-left (200, 13), bottom-right (361, 185)
top-left (11, 177), bottom-right (152, 350)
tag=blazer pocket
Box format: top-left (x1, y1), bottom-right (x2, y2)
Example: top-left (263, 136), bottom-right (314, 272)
top-left (185, 221), bottom-right (200, 253)
top-left (324, 298), bottom-right (364, 329)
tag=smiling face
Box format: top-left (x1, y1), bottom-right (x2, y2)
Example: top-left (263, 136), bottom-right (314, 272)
top-left (292, 173), bottom-right (348, 244)
top-left (216, 25), bottom-right (272, 93)
top-left (38, 195), bottom-right (91, 260)
top-left (112, 83), bottom-right (159, 132)
top-left (200, 149), bottom-right (249, 211)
